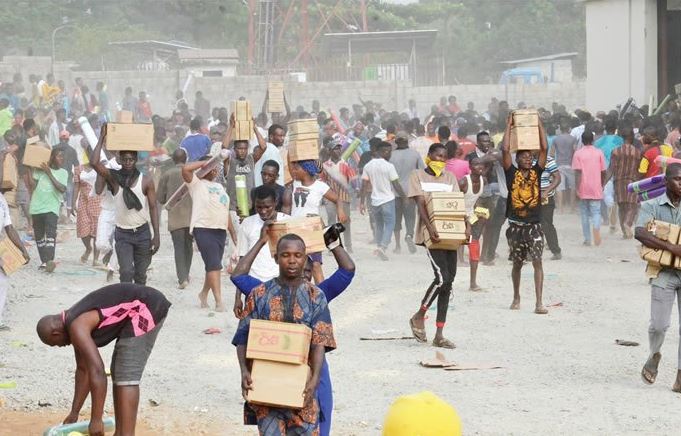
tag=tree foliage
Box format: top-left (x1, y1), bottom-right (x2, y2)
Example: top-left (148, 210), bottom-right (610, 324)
top-left (0, 0), bottom-right (584, 82)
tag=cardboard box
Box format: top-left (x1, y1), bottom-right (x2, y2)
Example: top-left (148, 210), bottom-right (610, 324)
top-left (234, 120), bottom-right (253, 141)
top-left (246, 319), bottom-right (312, 364)
top-left (106, 123), bottom-right (154, 151)
top-left (423, 218), bottom-right (467, 250)
top-left (426, 192), bottom-right (466, 219)
top-left (267, 216), bottom-right (326, 256)
top-left (641, 220), bottom-right (681, 267)
top-left (22, 142), bottom-right (51, 168)
top-left (288, 119), bottom-right (318, 136)
top-left (289, 131), bottom-right (320, 142)
top-left (116, 110), bottom-right (133, 123)
top-left (512, 109), bottom-right (539, 127)
top-left (268, 81), bottom-right (285, 113)
top-left (510, 125), bottom-right (540, 151)
top-left (231, 100), bottom-right (252, 121)
top-left (288, 139), bottom-right (319, 161)
top-left (247, 359), bottom-right (309, 409)
top-left (1, 154), bottom-right (17, 190)
top-left (0, 237), bottom-right (27, 275)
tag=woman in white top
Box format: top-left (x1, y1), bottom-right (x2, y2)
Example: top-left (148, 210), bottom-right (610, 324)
top-left (182, 155), bottom-right (237, 312)
top-left (283, 159), bottom-right (347, 283)
top-left (458, 156), bottom-right (486, 292)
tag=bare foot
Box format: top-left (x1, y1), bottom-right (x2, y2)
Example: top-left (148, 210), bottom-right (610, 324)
top-left (510, 300), bottom-right (520, 310)
top-left (534, 305), bottom-right (548, 315)
top-left (215, 303), bottom-right (226, 312)
top-left (198, 290), bottom-right (209, 309)
top-left (80, 249), bottom-right (91, 264)
top-left (641, 353), bottom-right (661, 385)
top-left (673, 370), bottom-right (681, 393)
top-left (469, 285), bottom-right (483, 292)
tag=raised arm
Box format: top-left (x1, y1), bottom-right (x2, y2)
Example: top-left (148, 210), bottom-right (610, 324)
top-left (232, 221), bottom-right (272, 277)
top-left (537, 120), bottom-right (548, 169)
top-left (281, 91), bottom-right (292, 124)
top-left (501, 116), bottom-right (513, 170)
top-left (181, 160), bottom-right (204, 183)
top-left (90, 125), bottom-right (117, 192)
top-left (281, 184), bottom-right (292, 215)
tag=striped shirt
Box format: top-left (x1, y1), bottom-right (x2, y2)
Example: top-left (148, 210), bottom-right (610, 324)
top-left (610, 142), bottom-right (642, 204)
top-left (535, 156), bottom-right (559, 197)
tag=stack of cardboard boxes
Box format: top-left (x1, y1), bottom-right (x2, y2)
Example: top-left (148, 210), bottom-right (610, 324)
top-left (510, 109), bottom-right (540, 152)
top-left (267, 216), bottom-right (326, 256)
top-left (423, 192), bottom-right (467, 250)
top-left (268, 81), bottom-right (285, 113)
top-left (246, 319), bottom-right (312, 408)
top-left (287, 119), bottom-right (319, 161)
top-left (640, 220), bottom-right (681, 276)
top-left (232, 100), bottom-right (253, 141)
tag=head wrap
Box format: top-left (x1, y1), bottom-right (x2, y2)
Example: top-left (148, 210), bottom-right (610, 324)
top-left (298, 160), bottom-right (319, 177)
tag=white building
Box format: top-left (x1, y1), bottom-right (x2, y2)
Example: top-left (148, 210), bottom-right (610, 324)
top-left (585, 0), bottom-right (681, 112)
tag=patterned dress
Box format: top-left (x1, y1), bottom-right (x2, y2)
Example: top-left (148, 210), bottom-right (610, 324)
top-left (232, 278), bottom-right (336, 435)
top-left (610, 143), bottom-right (642, 204)
top-left (74, 166), bottom-right (102, 238)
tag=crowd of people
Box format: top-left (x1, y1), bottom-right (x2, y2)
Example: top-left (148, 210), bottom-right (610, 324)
top-left (2, 71), bottom-right (681, 434)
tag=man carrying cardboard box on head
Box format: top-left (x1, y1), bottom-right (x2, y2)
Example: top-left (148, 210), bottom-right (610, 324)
top-left (232, 230), bottom-right (336, 435)
top-left (90, 124), bottom-right (160, 285)
top-left (635, 162), bottom-right (681, 393)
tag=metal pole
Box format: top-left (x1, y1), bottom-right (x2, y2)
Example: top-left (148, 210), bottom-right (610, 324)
top-left (51, 24), bottom-right (75, 74)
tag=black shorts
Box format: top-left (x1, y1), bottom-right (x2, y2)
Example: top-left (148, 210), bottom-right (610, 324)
top-left (193, 227), bottom-right (226, 271)
top-left (506, 222), bottom-right (544, 263)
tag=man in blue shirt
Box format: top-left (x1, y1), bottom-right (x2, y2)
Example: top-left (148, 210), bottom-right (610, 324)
top-left (179, 117), bottom-right (211, 162)
top-left (231, 223), bottom-right (354, 436)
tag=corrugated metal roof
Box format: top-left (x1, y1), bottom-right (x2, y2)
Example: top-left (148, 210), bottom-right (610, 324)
top-left (499, 52), bottom-right (579, 64)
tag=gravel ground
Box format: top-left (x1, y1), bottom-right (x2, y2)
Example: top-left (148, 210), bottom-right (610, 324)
top-left (1, 210), bottom-right (680, 435)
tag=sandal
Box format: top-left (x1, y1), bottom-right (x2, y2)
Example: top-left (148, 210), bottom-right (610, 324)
top-left (641, 354), bottom-right (661, 385)
top-left (409, 318), bottom-right (427, 343)
top-left (432, 337), bottom-right (456, 349)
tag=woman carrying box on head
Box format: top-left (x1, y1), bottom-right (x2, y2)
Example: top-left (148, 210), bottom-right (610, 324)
top-left (408, 143), bottom-right (470, 349)
top-left (27, 147), bottom-right (68, 272)
top-left (283, 159), bottom-right (348, 284)
top-left (182, 154), bottom-right (237, 312)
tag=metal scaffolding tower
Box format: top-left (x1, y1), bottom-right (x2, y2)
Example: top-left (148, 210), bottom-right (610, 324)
top-left (256, 0), bottom-right (277, 70)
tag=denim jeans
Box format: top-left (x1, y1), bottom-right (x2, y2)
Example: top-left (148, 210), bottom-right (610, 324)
top-left (580, 199), bottom-right (601, 243)
top-left (115, 223), bottom-right (152, 284)
top-left (372, 199), bottom-right (396, 250)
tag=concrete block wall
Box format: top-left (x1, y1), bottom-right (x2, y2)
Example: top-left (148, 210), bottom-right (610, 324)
top-left (2, 65), bottom-right (587, 117)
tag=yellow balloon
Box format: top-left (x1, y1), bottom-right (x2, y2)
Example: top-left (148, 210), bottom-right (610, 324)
top-left (382, 391), bottom-right (462, 436)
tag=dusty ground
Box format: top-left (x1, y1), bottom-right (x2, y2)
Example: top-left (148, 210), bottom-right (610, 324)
top-left (1, 210), bottom-right (680, 435)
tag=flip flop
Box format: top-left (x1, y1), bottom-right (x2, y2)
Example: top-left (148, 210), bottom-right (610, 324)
top-left (409, 318), bottom-right (427, 343)
top-left (641, 366), bottom-right (657, 385)
top-left (641, 354), bottom-right (660, 385)
top-left (432, 337), bottom-right (456, 349)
